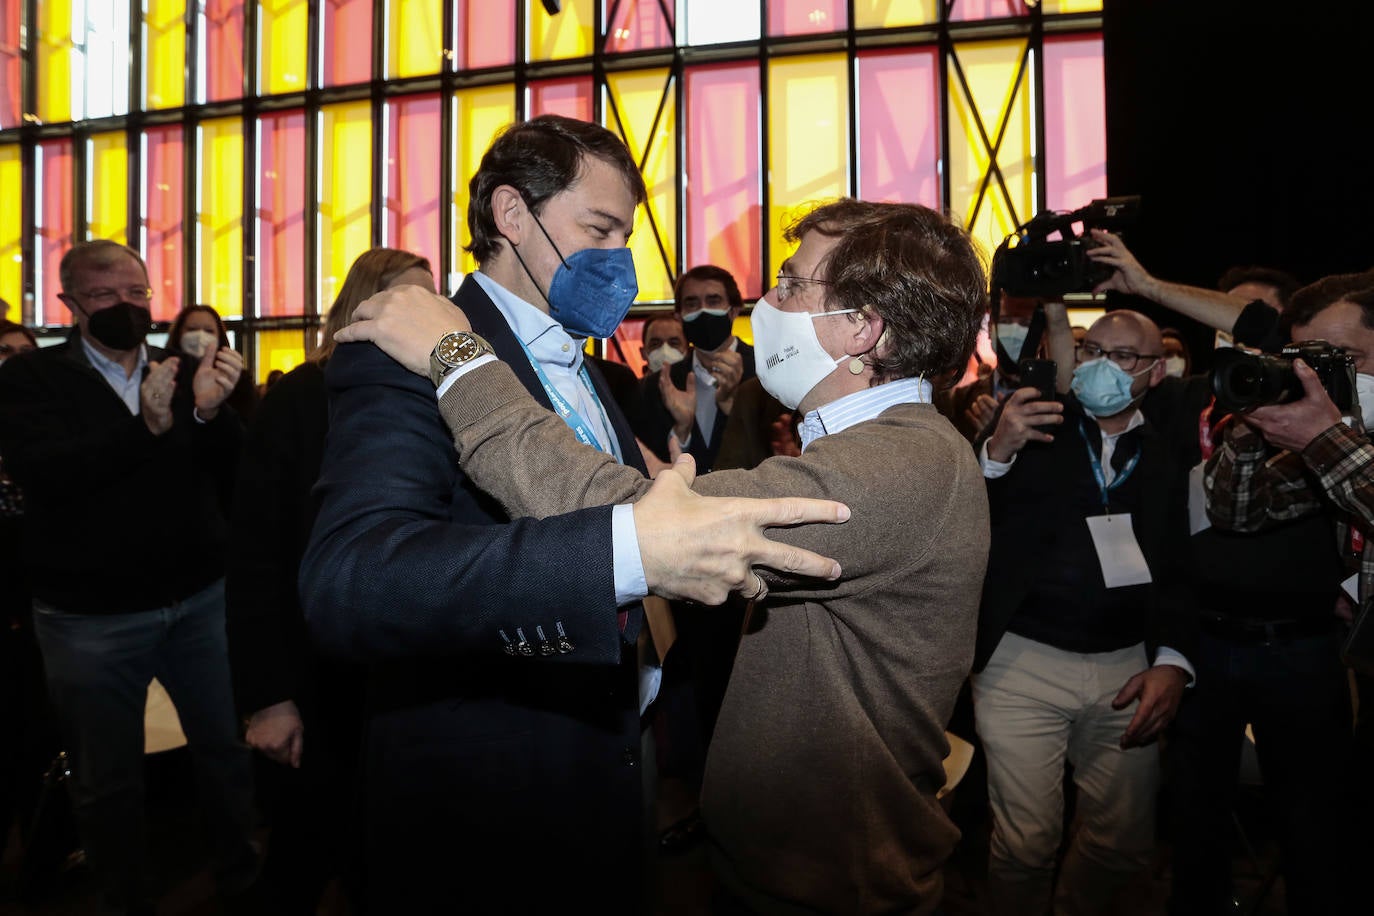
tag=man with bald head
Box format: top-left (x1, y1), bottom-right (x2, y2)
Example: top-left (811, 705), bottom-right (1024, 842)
top-left (973, 308), bottom-right (1196, 916)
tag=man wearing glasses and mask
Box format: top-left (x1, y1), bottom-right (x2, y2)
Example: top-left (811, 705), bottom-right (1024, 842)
top-left (973, 308), bottom-right (1196, 916)
top-left (0, 240), bottom-right (256, 915)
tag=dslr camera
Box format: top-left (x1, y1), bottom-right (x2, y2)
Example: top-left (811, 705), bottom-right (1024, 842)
top-left (1211, 340), bottom-right (1356, 414)
top-left (991, 196), bottom-right (1140, 298)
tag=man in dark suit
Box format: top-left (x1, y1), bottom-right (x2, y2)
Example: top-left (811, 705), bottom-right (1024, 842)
top-left (972, 309), bottom-right (1195, 916)
top-left (298, 115), bottom-right (844, 913)
top-left (638, 265), bottom-right (754, 473)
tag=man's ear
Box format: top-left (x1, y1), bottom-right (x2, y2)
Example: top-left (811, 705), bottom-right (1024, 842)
top-left (1146, 355), bottom-right (1168, 388)
top-left (490, 185), bottom-right (527, 246)
top-left (846, 311), bottom-right (886, 358)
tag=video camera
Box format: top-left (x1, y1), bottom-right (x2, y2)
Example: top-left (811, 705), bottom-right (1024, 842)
top-left (1211, 339), bottom-right (1356, 414)
top-left (990, 196), bottom-right (1141, 298)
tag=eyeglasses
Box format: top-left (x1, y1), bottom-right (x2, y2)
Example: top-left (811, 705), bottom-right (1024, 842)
top-left (1075, 341), bottom-right (1161, 373)
top-left (77, 286), bottom-right (154, 305)
top-left (775, 273), bottom-right (832, 303)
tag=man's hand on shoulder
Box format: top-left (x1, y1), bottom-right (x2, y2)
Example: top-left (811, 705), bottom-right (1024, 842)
top-left (1240, 359), bottom-right (1343, 453)
top-left (335, 286), bottom-right (471, 376)
top-left (632, 453), bottom-right (848, 605)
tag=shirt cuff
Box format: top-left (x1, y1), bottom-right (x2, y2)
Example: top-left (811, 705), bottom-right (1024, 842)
top-left (612, 503), bottom-right (648, 606)
top-left (979, 440), bottom-right (1016, 479)
top-left (1153, 646), bottom-right (1195, 686)
top-left (435, 353), bottom-right (499, 399)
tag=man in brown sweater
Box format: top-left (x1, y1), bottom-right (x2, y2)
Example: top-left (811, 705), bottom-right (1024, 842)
top-left (337, 199), bottom-right (990, 912)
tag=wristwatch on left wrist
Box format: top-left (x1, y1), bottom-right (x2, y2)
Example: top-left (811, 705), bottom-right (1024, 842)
top-left (428, 330), bottom-right (493, 387)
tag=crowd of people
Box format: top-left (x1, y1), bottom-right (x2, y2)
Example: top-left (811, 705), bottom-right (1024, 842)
top-left (0, 113), bottom-right (1370, 916)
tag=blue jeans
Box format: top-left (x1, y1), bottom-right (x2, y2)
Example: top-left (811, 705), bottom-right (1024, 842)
top-left (32, 579), bottom-right (258, 907)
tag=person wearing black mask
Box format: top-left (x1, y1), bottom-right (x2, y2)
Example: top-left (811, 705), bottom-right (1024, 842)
top-left (636, 264), bottom-right (754, 473)
top-left (0, 240), bottom-right (258, 915)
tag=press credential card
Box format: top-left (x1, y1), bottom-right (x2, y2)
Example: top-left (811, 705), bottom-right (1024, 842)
top-left (1187, 462), bottom-right (1211, 535)
top-left (1086, 513), bottom-right (1153, 588)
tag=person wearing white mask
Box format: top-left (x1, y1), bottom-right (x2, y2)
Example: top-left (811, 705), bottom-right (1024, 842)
top-left (639, 313), bottom-right (687, 376)
top-left (332, 198), bottom-right (992, 914)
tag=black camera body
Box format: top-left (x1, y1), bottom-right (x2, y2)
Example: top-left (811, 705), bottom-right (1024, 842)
top-left (990, 196), bottom-right (1140, 298)
top-left (1211, 339), bottom-right (1356, 414)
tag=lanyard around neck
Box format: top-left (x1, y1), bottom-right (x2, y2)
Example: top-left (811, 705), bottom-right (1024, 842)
top-left (514, 337), bottom-right (612, 456)
top-left (1078, 417), bottom-right (1140, 512)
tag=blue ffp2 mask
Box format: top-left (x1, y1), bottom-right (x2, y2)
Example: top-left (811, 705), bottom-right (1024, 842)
top-left (520, 212), bottom-right (639, 339)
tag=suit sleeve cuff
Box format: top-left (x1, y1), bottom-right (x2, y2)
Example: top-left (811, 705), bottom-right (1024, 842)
top-left (612, 503), bottom-right (648, 606)
top-left (435, 353), bottom-right (499, 399)
top-left (1153, 646), bottom-right (1196, 686)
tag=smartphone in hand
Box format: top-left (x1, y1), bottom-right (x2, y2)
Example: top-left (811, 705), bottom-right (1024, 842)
top-left (1018, 358), bottom-right (1057, 402)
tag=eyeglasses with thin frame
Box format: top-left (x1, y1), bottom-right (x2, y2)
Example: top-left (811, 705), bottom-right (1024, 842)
top-left (774, 273), bottom-right (832, 303)
top-left (74, 286), bottom-right (154, 305)
top-left (1075, 341), bottom-right (1161, 373)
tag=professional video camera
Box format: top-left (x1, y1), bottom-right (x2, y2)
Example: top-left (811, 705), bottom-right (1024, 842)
top-left (990, 196), bottom-right (1141, 298)
top-left (1211, 339), bottom-right (1356, 414)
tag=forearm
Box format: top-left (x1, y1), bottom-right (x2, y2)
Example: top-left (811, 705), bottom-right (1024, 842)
top-left (1043, 302), bottom-right (1075, 393)
top-left (1141, 277), bottom-right (1251, 334)
top-left (1304, 422), bottom-right (1374, 530)
top-left (1204, 422), bottom-right (1321, 530)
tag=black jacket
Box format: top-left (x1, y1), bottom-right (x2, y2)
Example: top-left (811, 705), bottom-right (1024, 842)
top-left (635, 341), bottom-right (756, 472)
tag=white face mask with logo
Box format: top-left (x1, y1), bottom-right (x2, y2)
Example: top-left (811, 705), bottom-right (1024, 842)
top-left (179, 328), bottom-right (218, 359)
top-left (644, 344), bottom-right (686, 375)
top-left (751, 298), bottom-right (857, 410)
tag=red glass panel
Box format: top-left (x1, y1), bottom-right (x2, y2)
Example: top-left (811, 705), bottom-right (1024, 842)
top-left (385, 94), bottom-right (442, 266)
top-left (257, 111), bottom-right (306, 317)
top-left (685, 64), bottom-right (762, 298)
top-left (456, 0), bottom-right (516, 70)
top-left (609, 317), bottom-right (648, 377)
top-left (950, 0), bottom-right (1029, 22)
top-left (0, 0), bottom-right (20, 129)
top-left (141, 126), bottom-right (185, 321)
top-left (857, 48), bottom-right (941, 208)
top-left (605, 0), bottom-right (673, 52)
top-left (768, 0), bottom-right (846, 36)
top-left (1043, 33), bottom-right (1106, 212)
top-left (205, 0), bottom-right (245, 102)
top-left (528, 78), bottom-right (593, 122)
top-left (321, 0), bottom-right (372, 87)
top-left (37, 141), bottom-right (73, 325)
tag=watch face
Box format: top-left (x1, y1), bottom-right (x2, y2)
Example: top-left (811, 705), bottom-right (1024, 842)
top-left (436, 332), bottom-right (482, 365)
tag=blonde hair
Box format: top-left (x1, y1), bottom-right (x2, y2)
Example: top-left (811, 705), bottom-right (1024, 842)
top-left (313, 248), bottom-right (432, 363)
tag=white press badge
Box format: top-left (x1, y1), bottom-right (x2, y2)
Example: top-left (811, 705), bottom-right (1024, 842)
top-left (1086, 514), bottom-right (1154, 588)
top-left (1187, 462), bottom-right (1211, 535)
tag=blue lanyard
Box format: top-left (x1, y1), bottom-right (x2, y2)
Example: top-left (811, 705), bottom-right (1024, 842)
top-left (1078, 418), bottom-right (1140, 512)
top-left (515, 338), bottom-right (615, 457)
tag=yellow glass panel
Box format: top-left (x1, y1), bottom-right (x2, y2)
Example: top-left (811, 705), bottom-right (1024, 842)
top-left (87, 132), bottom-right (128, 244)
top-left (197, 118), bottom-right (244, 318)
top-left (36, 0), bottom-right (73, 124)
top-left (1042, 0), bottom-right (1102, 13)
top-left (450, 86), bottom-right (516, 274)
top-left (260, 0), bottom-right (309, 94)
top-left (529, 0), bottom-right (593, 62)
top-left (0, 146), bottom-right (21, 314)
top-left (387, 0), bottom-right (444, 78)
top-left (606, 70), bottom-right (676, 302)
top-left (256, 328), bottom-right (309, 381)
top-left (853, 0), bottom-right (936, 29)
top-left (318, 102), bottom-right (373, 311)
top-left (947, 39), bottom-right (1033, 257)
top-left (767, 54), bottom-right (849, 283)
top-left (145, 0), bottom-right (187, 109)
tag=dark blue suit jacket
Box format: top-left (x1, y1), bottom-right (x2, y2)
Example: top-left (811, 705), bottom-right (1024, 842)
top-left (300, 276), bottom-right (648, 911)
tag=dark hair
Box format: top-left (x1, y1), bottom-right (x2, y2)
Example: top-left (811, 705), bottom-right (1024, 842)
top-left (465, 115), bottom-right (647, 265)
top-left (1282, 271), bottom-right (1374, 338)
top-left (167, 304), bottom-right (230, 352)
top-left (1217, 265), bottom-right (1301, 309)
top-left (315, 248), bottom-right (432, 363)
top-left (673, 265), bottom-right (743, 311)
top-left (786, 199), bottom-right (988, 385)
top-left (0, 319), bottom-right (37, 348)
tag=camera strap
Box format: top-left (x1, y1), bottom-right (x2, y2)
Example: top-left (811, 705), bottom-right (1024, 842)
top-left (1079, 418), bottom-right (1141, 512)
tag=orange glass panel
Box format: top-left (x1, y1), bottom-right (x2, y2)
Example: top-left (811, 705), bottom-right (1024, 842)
top-left (144, 0), bottom-right (187, 109)
top-left (853, 0), bottom-right (935, 29)
top-left (321, 0), bottom-right (371, 87)
top-left (529, 78), bottom-right (593, 121)
top-left (858, 49), bottom-right (941, 207)
top-left (318, 102), bottom-right (373, 312)
top-left (197, 118), bottom-right (244, 318)
top-left (141, 126), bottom-right (184, 321)
top-left (767, 54), bottom-right (849, 284)
top-left (36, 0), bottom-right (73, 124)
top-left (1043, 34), bottom-right (1106, 212)
top-left (259, 0), bottom-right (308, 94)
top-left (450, 86), bottom-right (516, 275)
top-left (86, 132), bottom-right (128, 245)
top-left (0, 144), bottom-right (21, 315)
top-left (769, 0), bottom-right (846, 35)
top-left (202, 0), bottom-right (245, 102)
top-left (454, 0), bottom-right (516, 69)
top-left (605, 0), bottom-right (672, 53)
top-left (384, 94), bottom-right (442, 264)
top-left (255, 328), bottom-right (309, 382)
top-left (2, 0), bottom-right (25, 127)
top-left (256, 110), bottom-right (307, 317)
top-left (36, 140), bottom-right (73, 326)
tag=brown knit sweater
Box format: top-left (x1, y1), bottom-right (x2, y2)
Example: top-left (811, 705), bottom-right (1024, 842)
top-left (439, 361), bottom-right (989, 913)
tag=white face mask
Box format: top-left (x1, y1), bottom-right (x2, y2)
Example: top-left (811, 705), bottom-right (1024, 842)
top-left (996, 322), bottom-right (1029, 362)
top-left (751, 298), bottom-right (857, 410)
top-left (179, 328), bottom-right (218, 359)
top-left (1356, 373), bottom-right (1374, 429)
top-left (645, 343), bottom-right (685, 375)
top-left (1164, 356), bottom-right (1187, 378)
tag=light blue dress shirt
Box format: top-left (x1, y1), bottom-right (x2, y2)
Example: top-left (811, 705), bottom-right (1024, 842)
top-left (80, 336), bottom-right (148, 415)
top-left (798, 376), bottom-right (934, 451)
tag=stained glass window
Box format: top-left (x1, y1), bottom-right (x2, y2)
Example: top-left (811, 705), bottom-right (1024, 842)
top-left (143, 0), bottom-right (186, 109)
top-left (384, 94), bottom-right (443, 264)
top-left (318, 102), bottom-right (373, 312)
top-left (1043, 34), bottom-right (1107, 212)
top-left (321, 0), bottom-right (372, 87)
top-left (769, 0), bottom-right (847, 36)
top-left (36, 140), bottom-right (73, 325)
top-left (197, 117), bottom-right (244, 318)
top-left (454, 0), bottom-right (517, 70)
top-left (1, 0), bottom-right (24, 128)
top-left (857, 49), bottom-right (941, 207)
top-left (259, 0), bottom-right (308, 95)
top-left (86, 132), bottom-right (129, 245)
top-left (199, 0), bottom-right (245, 102)
top-left (141, 126), bottom-right (185, 320)
top-left (451, 85), bottom-right (517, 275)
top-left (256, 111), bottom-right (306, 317)
top-left (0, 144), bottom-right (21, 311)
top-left (387, 1), bottom-right (445, 79)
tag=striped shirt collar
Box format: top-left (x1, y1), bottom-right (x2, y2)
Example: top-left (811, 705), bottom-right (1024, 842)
top-left (799, 376), bottom-right (933, 452)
